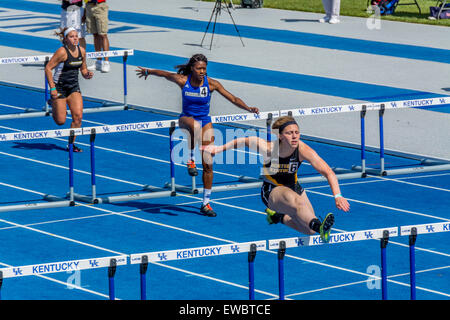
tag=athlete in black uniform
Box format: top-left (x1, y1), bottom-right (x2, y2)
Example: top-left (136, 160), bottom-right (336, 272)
top-left (201, 116), bottom-right (350, 242)
top-left (45, 26), bottom-right (93, 152)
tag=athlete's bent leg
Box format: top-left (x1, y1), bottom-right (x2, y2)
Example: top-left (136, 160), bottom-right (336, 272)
top-left (268, 187), bottom-right (317, 235)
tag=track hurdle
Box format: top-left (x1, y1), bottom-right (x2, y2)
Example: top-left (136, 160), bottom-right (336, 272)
top-left (0, 49), bottom-right (134, 120)
top-left (1, 96), bottom-right (450, 213)
top-left (0, 129), bottom-right (79, 213)
top-left (130, 240), bottom-right (266, 300)
top-left (346, 99), bottom-right (450, 176)
top-left (400, 222), bottom-right (450, 300)
top-left (72, 122), bottom-right (179, 204)
top-left (268, 227), bottom-right (398, 300)
top-left (0, 255), bottom-right (127, 300)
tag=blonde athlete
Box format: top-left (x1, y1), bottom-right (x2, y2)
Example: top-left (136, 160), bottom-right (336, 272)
top-left (202, 116), bottom-right (350, 242)
top-left (45, 27), bottom-right (93, 152)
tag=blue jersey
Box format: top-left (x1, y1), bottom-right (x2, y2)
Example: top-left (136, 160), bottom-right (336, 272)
top-left (181, 75), bottom-right (211, 118)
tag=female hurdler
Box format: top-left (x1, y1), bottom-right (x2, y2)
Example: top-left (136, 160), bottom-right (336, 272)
top-left (136, 54), bottom-right (259, 217)
top-left (202, 116), bottom-right (350, 242)
top-left (45, 27), bottom-right (93, 152)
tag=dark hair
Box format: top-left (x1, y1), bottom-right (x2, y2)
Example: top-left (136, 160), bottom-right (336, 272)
top-left (272, 116), bottom-right (298, 133)
top-left (175, 54), bottom-right (208, 75)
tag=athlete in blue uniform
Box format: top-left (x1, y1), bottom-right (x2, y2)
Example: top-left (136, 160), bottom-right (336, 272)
top-left (202, 116), bottom-right (350, 242)
top-left (45, 27), bottom-right (93, 152)
top-left (136, 54), bottom-right (259, 217)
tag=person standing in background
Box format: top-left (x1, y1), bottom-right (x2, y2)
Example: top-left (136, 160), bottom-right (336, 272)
top-left (60, 0), bottom-right (86, 49)
top-left (319, 0), bottom-right (341, 24)
top-left (84, 0), bottom-right (110, 72)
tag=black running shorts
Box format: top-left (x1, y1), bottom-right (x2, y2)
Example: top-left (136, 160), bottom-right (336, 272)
top-left (261, 181), bottom-right (305, 207)
top-left (55, 82), bottom-right (81, 99)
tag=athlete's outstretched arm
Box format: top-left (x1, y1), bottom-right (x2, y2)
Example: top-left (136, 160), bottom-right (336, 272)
top-left (209, 78), bottom-right (259, 114)
top-left (202, 136), bottom-right (268, 156)
top-left (136, 67), bottom-right (185, 87)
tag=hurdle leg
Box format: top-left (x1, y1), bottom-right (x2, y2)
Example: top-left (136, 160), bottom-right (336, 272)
top-left (360, 105), bottom-right (367, 177)
top-left (0, 270), bottom-right (3, 300)
top-left (248, 244), bottom-right (257, 300)
top-left (140, 255), bottom-right (149, 300)
top-left (409, 227), bottom-right (417, 300)
top-left (122, 52), bottom-right (128, 107)
top-left (71, 129), bottom-right (99, 204)
top-left (378, 104), bottom-right (386, 175)
top-left (277, 241), bottom-right (286, 300)
top-left (380, 230), bottom-right (389, 300)
top-left (68, 130), bottom-right (75, 205)
top-left (44, 57), bottom-right (50, 113)
top-left (108, 258), bottom-right (117, 300)
top-left (169, 121), bottom-right (176, 196)
top-left (266, 113), bottom-right (273, 142)
top-left (90, 129), bottom-right (98, 203)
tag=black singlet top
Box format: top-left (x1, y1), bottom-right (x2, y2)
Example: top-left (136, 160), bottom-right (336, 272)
top-left (263, 147), bottom-right (302, 187)
top-left (54, 45), bottom-right (83, 85)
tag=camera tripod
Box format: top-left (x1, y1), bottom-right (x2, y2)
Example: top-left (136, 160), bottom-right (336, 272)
top-left (200, 0), bottom-right (245, 50)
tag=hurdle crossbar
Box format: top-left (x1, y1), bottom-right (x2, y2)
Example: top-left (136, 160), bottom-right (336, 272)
top-left (268, 227), bottom-right (398, 249)
top-left (0, 254), bottom-right (127, 300)
top-left (168, 169), bottom-right (364, 195)
top-left (0, 223), bottom-right (447, 299)
top-left (400, 222), bottom-right (450, 236)
top-left (0, 255), bottom-right (127, 279)
top-left (0, 130), bottom-right (79, 213)
top-left (400, 222), bottom-right (450, 300)
top-left (90, 190), bottom-right (177, 204)
top-left (1, 96), bottom-right (449, 212)
top-left (130, 240), bottom-right (266, 264)
top-left (130, 240), bottom-right (266, 300)
top-left (1, 96), bottom-right (449, 141)
top-left (269, 227), bottom-right (397, 300)
top-left (0, 50), bottom-right (135, 65)
top-left (0, 198), bottom-right (73, 213)
top-left (0, 49), bottom-right (134, 120)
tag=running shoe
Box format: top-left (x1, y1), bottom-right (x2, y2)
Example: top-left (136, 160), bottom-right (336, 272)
top-left (329, 17), bottom-right (340, 24)
top-left (101, 61), bottom-right (110, 73)
top-left (88, 60), bottom-right (102, 71)
top-left (265, 208), bottom-right (279, 224)
top-left (67, 144), bottom-right (83, 153)
top-left (319, 213), bottom-right (334, 243)
top-left (187, 160), bottom-right (198, 176)
top-left (200, 203), bottom-right (217, 217)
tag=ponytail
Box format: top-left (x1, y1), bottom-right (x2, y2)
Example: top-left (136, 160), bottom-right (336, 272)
top-left (175, 54), bottom-right (208, 75)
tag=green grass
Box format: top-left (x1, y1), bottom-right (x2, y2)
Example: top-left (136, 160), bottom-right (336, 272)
top-left (202, 0), bottom-right (450, 26)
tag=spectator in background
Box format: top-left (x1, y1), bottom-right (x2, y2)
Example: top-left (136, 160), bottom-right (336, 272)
top-left (84, 0), bottom-right (110, 73)
top-left (60, 0), bottom-right (86, 49)
top-left (319, 0), bottom-right (341, 24)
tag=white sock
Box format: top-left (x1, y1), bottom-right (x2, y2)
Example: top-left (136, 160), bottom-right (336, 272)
top-left (203, 189), bottom-right (211, 206)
